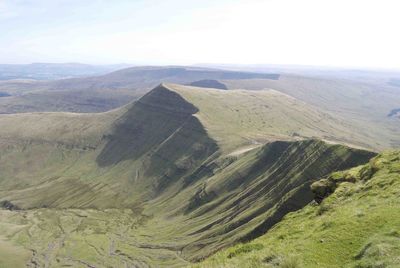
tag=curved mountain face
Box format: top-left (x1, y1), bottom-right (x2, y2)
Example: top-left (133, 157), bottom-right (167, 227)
top-left (0, 84), bottom-right (376, 267)
top-left (197, 151), bottom-right (400, 268)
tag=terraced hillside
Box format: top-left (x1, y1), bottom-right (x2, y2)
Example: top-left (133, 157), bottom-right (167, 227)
top-left (0, 84), bottom-right (376, 267)
top-left (196, 151), bottom-right (400, 268)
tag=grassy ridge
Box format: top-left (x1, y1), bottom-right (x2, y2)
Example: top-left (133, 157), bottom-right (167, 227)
top-left (223, 75), bottom-right (400, 150)
top-left (166, 83), bottom-right (381, 152)
top-left (0, 84), bottom-right (377, 207)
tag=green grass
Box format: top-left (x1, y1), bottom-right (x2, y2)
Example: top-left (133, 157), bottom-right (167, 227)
top-left (168, 83), bottom-right (381, 152)
top-left (223, 75), bottom-right (400, 150)
top-left (0, 233), bottom-right (31, 268)
top-left (195, 151), bottom-right (400, 267)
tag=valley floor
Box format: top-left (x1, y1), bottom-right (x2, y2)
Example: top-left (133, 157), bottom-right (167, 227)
top-left (0, 208), bottom-right (189, 267)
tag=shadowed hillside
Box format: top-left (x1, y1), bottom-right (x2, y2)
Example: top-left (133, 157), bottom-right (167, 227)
top-left (196, 151), bottom-right (400, 268)
top-left (97, 85), bottom-right (213, 166)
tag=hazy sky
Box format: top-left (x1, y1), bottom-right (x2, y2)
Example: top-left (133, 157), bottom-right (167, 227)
top-left (0, 0), bottom-right (399, 68)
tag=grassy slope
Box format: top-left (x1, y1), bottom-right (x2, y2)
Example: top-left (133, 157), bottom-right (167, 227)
top-left (0, 84), bottom-right (377, 267)
top-left (223, 74), bottom-right (400, 121)
top-left (223, 75), bottom-right (400, 149)
top-left (196, 151), bottom-right (400, 268)
top-left (0, 219), bottom-right (31, 268)
top-left (166, 83), bottom-right (382, 152)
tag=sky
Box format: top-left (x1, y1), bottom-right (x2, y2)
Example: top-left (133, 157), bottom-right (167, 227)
top-left (0, 0), bottom-right (399, 69)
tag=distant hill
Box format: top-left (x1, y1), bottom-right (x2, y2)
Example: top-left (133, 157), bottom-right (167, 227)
top-left (189, 79), bottom-right (228, 89)
top-left (0, 66), bottom-right (277, 92)
top-left (0, 62), bottom-right (131, 80)
top-left (0, 83), bottom-right (374, 267)
top-left (0, 66), bottom-right (398, 152)
top-left (0, 66), bottom-right (278, 113)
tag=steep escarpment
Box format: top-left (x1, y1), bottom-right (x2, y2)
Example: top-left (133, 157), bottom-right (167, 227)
top-left (95, 84), bottom-right (219, 200)
top-left (197, 151), bottom-right (400, 268)
top-left (163, 140), bottom-right (375, 261)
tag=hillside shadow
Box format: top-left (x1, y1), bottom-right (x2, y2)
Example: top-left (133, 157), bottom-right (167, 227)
top-left (96, 85), bottom-right (218, 169)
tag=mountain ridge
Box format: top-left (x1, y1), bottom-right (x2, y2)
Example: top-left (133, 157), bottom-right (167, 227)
top-left (0, 83), bottom-right (377, 267)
